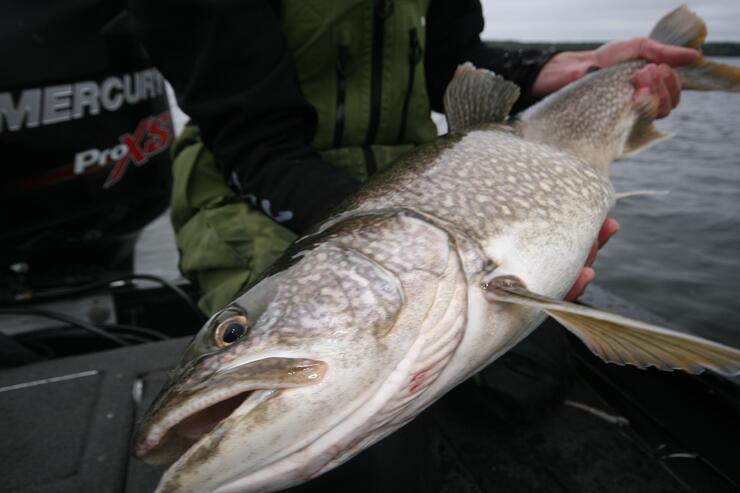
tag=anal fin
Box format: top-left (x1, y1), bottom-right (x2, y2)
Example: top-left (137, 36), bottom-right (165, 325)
top-left (483, 276), bottom-right (740, 376)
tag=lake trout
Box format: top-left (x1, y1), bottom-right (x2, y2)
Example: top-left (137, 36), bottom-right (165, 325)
top-left (134, 6), bottom-right (740, 493)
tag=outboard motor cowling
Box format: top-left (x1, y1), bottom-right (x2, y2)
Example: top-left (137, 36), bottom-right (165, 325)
top-left (0, 1), bottom-right (173, 272)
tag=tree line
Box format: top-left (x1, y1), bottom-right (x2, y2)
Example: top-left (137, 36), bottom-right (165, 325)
top-left (487, 41), bottom-right (740, 57)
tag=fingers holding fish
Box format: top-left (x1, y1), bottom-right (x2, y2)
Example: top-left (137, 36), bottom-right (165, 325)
top-left (593, 37), bottom-right (698, 70)
top-left (586, 217), bottom-right (620, 268)
top-left (633, 63), bottom-right (681, 118)
top-left (564, 267), bottom-right (595, 302)
top-left (638, 38), bottom-right (698, 67)
top-left (597, 218), bottom-right (620, 250)
top-left (592, 37), bottom-right (692, 119)
top-left (632, 37), bottom-right (698, 68)
top-left (592, 38), bottom-right (685, 119)
top-left (565, 218), bottom-right (618, 301)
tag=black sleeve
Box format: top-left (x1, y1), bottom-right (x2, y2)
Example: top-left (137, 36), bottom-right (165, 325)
top-left (128, 0), bottom-right (359, 233)
top-left (425, 0), bottom-right (557, 114)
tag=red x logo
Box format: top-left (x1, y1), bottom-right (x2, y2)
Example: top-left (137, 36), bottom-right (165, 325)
top-left (104, 112), bottom-right (172, 188)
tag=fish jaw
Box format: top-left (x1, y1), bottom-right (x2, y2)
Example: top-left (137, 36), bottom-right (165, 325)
top-left (146, 333), bottom-right (425, 493)
top-left (133, 356), bottom-right (328, 466)
top-left (134, 329), bottom-right (399, 493)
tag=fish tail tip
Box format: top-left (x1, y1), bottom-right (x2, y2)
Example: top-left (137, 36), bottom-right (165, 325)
top-left (650, 6), bottom-right (740, 92)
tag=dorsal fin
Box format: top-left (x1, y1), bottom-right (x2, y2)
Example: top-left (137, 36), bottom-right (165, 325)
top-left (443, 63), bottom-right (520, 133)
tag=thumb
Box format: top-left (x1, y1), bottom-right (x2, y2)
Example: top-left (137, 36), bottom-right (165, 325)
top-left (599, 38), bottom-right (699, 68)
top-left (636, 38), bottom-right (699, 68)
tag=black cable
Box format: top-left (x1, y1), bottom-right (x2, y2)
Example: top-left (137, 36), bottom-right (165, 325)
top-left (10, 278), bottom-right (112, 301)
top-left (0, 332), bottom-right (44, 365)
top-left (114, 333), bottom-right (150, 345)
top-left (14, 323), bottom-right (168, 345)
top-left (9, 273), bottom-right (205, 322)
top-left (116, 274), bottom-right (205, 321)
top-left (24, 339), bottom-right (55, 359)
top-left (0, 308), bottom-right (129, 346)
top-left (103, 324), bottom-right (169, 341)
top-left (12, 324), bottom-right (169, 360)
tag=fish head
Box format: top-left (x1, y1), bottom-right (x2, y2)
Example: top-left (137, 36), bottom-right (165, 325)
top-left (133, 242), bottom-right (411, 492)
top-left (132, 302), bottom-right (328, 466)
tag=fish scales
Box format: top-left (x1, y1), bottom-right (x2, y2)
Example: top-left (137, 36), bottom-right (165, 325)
top-left (338, 128), bottom-right (614, 332)
top-left (521, 60), bottom-right (644, 167)
top-left (352, 129), bottom-right (614, 245)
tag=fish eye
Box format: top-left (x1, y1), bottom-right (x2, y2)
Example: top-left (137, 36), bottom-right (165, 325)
top-left (213, 314), bottom-right (250, 347)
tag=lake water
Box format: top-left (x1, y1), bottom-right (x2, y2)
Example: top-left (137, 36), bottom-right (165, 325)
top-left (136, 58), bottom-right (740, 348)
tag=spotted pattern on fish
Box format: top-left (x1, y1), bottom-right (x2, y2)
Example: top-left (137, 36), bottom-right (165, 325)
top-left (254, 244), bottom-right (402, 340)
top-left (520, 60), bottom-right (648, 170)
top-left (347, 127), bottom-right (614, 254)
top-left (296, 216), bottom-right (469, 479)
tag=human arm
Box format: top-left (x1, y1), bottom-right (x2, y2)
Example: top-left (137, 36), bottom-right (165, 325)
top-left (128, 0), bottom-right (358, 233)
top-left (425, 0), bottom-right (558, 114)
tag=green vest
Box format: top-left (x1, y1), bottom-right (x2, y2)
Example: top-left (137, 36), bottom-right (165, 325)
top-left (282, 0), bottom-right (437, 180)
top-left (172, 0), bottom-right (438, 314)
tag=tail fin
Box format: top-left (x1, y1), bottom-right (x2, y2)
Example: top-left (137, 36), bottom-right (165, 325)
top-left (650, 5), bottom-right (740, 92)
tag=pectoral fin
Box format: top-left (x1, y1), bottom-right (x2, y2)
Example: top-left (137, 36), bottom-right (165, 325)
top-left (483, 276), bottom-right (740, 376)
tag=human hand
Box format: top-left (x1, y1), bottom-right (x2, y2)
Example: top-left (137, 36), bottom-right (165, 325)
top-left (532, 38), bottom-right (698, 118)
top-left (564, 218), bottom-right (620, 301)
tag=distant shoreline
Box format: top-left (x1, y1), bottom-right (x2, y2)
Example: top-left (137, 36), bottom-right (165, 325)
top-left (486, 41), bottom-right (740, 57)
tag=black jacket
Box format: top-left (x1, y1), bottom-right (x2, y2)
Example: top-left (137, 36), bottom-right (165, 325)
top-left (129, 0), bottom-right (553, 233)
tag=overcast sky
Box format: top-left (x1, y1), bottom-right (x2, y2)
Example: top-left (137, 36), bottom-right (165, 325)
top-left (481, 1), bottom-right (740, 42)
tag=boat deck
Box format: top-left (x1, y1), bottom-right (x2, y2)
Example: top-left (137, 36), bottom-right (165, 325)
top-left (2, 301), bottom-right (738, 492)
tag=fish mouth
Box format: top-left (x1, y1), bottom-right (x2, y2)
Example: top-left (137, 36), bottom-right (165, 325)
top-left (134, 388), bottom-right (272, 465)
top-left (134, 357), bottom-right (327, 465)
